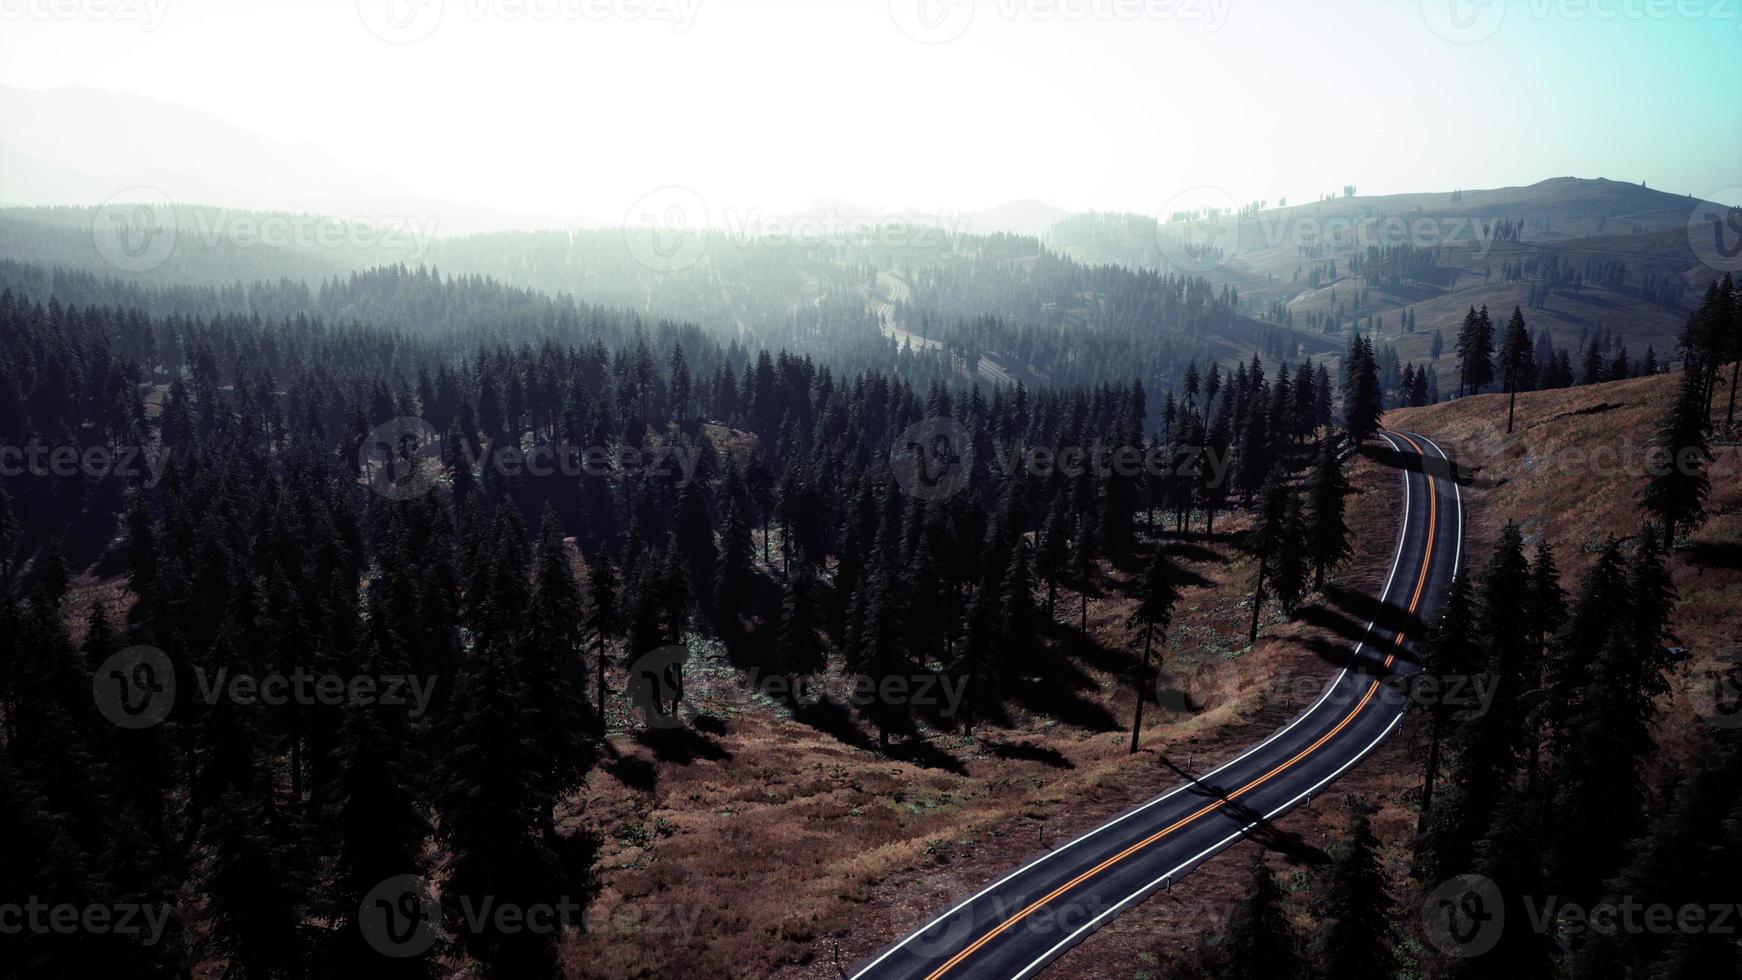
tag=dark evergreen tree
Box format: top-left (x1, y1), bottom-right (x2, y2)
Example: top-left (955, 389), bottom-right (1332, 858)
top-left (1499, 305), bottom-right (1534, 433)
top-left (1640, 369), bottom-right (1713, 549)
top-left (1305, 434), bottom-right (1352, 590)
top-left (1223, 853), bottom-right (1302, 980)
top-left (1314, 804), bottom-right (1393, 980)
top-left (1126, 546), bottom-right (1180, 754)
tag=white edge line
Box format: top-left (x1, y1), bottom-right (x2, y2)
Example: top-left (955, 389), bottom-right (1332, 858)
top-left (850, 433), bottom-right (1417, 979)
top-left (1410, 431), bottom-right (1463, 576)
top-left (1011, 709), bottom-right (1410, 980)
top-left (1012, 431), bottom-right (1460, 980)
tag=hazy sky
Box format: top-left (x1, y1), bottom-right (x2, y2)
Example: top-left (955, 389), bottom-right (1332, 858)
top-left (3, 0), bottom-right (1739, 223)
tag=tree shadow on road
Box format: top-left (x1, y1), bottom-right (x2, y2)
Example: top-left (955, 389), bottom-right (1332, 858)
top-left (1155, 755), bottom-right (1330, 867)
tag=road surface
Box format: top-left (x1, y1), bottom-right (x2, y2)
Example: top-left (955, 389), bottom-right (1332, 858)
top-left (851, 429), bottom-right (1462, 980)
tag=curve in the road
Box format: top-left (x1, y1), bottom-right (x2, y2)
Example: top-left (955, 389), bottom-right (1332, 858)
top-left (852, 429), bottom-right (1462, 980)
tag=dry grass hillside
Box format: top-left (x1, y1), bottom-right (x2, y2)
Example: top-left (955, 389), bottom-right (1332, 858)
top-left (547, 447), bottom-right (1428, 978)
top-left (66, 374), bottom-right (1735, 979)
top-left (486, 372), bottom-right (1742, 979)
top-left (1068, 371), bottom-right (1742, 980)
top-left (1387, 373), bottom-right (1742, 768)
top-left (1217, 179), bottom-right (1716, 382)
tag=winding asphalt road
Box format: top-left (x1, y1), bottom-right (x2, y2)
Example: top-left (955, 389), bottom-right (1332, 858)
top-left (851, 430), bottom-right (1463, 980)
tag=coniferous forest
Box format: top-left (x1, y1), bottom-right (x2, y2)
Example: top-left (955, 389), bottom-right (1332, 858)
top-left (3, 7), bottom-right (1741, 979)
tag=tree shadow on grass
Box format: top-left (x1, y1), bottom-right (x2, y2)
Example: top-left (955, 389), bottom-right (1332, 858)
top-left (787, 695), bottom-right (970, 775)
top-left (632, 724), bottom-right (733, 765)
top-left (1684, 539), bottom-right (1742, 573)
top-left (981, 739), bottom-right (1075, 769)
top-left (1157, 540), bottom-right (1232, 566)
top-left (606, 754), bottom-right (658, 793)
top-left (1009, 676), bottom-right (1122, 733)
top-left (1049, 619), bottom-right (1138, 678)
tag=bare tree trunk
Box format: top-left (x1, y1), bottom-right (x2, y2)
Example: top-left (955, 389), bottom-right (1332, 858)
top-left (1727, 361), bottom-right (1738, 427)
top-left (1416, 710), bottom-right (1444, 836)
top-left (596, 635), bottom-right (608, 737)
top-left (1129, 630), bottom-right (1153, 754)
top-left (1247, 565), bottom-right (1267, 643)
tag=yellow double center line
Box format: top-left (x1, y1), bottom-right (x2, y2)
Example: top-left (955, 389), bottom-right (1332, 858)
top-left (923, 431), bottom-right (1438, 979)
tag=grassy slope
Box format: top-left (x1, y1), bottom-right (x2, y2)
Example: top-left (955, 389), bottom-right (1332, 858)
top-left (1387, 373), bottom-right (1741, 770)
top-left (1209, 178), bottom-right (1715, 385)
top-left (559, 437), bottom-right (1425, 978)
top-left (69, 376), bottom-right (1736, 978)
top-left (1064, 372), bottom-right (1741, 979)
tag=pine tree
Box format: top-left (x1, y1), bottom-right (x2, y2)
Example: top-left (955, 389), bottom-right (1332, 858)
top-left (1415, 572), bottom-right (1478, 846)
top-left (436, 645), bottom-right (576, 978)
top-left (1521, 542), bottom-right (1567, 791)
top-left (1070, 513), bottom-right (1097, 634)
top-left (770, 560), bottom-right (823, 685)
top-left (1499, 305), bottom-right (1534, 433)
top-left (326, 684), bottom-right (435, 980)
top-left (198, 786), bottom-right (312, 980)
top-left (1000, 539), bottom-right (1042, 678)
top-left (1456, 793), bottom-right (1555, 980)
top-left (1272, 495), bottom-right (1308, 618)
top-left (1305, 434), bottom-right (1352, 590)
top-left (714, 493), bottom-right (757, 625)
top-left (855, 563), bottom-right (913, 750)
top-left (524, 508), bottom-right (597, 818)
top-left (672, 479), bottom-right (717, 611)
top-left (1640, 368), bottom-right (1713, 549)
top-left (585, 550), bottom-right (621, 736)
top-left (1456, 305), bottom-right (1495, 397)
top-left (1127, 546), bottom-right (1180, 754)
top-left (1245, 468), bottom-right (1290, 643)
top-left (1343, 335), bottom-right (1384, 443)
top-left (1035, 496), bottom-right (1069, 622)
top-left (1315, 804), bottom-right (1394, 980)
top-left (1223, 853), bottom-right (1302, 980)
